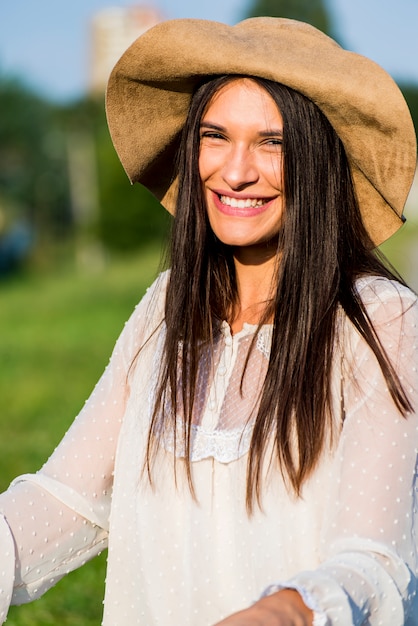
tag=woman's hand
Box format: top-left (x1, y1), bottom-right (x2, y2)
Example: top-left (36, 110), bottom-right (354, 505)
top-left (213, 589), bottom-right (313, 626)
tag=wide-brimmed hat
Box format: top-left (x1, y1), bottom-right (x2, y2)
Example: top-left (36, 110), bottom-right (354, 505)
top-left (106, 17), bottom-right (417, 246)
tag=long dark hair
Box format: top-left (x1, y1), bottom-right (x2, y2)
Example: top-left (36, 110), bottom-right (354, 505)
top-left (145, 75), bottom-right (412, 510)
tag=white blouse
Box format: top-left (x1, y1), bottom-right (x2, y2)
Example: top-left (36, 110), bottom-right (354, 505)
top-left (0, 272), bottom-right (417, 625)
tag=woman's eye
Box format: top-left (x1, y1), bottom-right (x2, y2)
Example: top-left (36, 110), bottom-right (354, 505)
top-left (265, 138), bottom-right (283, 146)
top-left (200, 131), bottom-right (225, 140)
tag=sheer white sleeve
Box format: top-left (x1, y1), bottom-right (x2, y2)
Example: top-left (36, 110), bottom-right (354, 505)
top-left (0, 273), bottom-right (166, 620)
top-left (263, 277), bottom-right (418, 625)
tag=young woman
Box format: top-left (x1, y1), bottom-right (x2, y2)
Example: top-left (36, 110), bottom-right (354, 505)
top-left (0, 17), bottom-right (416, 626)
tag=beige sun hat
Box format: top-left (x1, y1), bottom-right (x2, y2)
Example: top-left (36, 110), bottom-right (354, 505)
top-left (106, 17), bottom-right (417, 246)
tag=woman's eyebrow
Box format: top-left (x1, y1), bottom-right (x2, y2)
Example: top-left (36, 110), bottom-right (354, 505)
top-left (258, 129), bottom-right (283, 137)
top-left (199, 121), bottom-right (226, 131)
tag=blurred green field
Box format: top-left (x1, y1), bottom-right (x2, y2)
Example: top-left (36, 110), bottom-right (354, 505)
top-left (0, 244), bottom-right (162, 625)
top-left (380, 221), bottom-right (418, 292)
top-left (0, 222), bottom-right (416, 625)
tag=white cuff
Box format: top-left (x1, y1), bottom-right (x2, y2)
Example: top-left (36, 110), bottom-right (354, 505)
top-left (261, 582), bottom-right (329, 626)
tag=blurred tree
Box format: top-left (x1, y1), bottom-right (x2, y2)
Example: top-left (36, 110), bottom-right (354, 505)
top-left (0, 77), bottom-right (169, 268)
top-left (245, 0), bottom-right (334, 37)
top-left (63, 96), bottom-right (170, 253)
top-left (95, 107), bottom-right (170, 252)
top-left (0, 78), bottom-right (71, 245)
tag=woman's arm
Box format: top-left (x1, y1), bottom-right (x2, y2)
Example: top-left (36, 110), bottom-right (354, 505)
top-left (293, 280), bottom-right (418, 624)
top-left (0, 273), bottom-right (166, 619)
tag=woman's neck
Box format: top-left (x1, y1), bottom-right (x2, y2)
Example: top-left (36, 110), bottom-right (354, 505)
top-left (230, 247), bottom-right (278, 333)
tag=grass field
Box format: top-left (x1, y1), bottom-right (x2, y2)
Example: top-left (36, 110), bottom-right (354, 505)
top-left (0, 223), bottom-right (416, 625)
top-left (379, 221), bottom-right (418, 292)
top-left (0, 244), bottom-right (162, 625)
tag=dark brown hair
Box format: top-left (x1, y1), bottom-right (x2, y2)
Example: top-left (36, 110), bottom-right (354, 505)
top-left (146, 75), bottom-right (412, 510)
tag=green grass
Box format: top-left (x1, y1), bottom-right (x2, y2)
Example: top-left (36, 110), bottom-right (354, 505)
top-left (379, 220), bottom-right (418, 290)
top-left (0, 244), bottom-right (162, 625)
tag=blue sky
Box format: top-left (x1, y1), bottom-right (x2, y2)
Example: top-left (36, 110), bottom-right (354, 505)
top-left (1, 0), bottom-right (417, 102)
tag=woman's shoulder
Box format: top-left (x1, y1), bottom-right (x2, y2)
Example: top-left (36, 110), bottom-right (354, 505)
top-left (354, 274), bottom-right (417, 307)
top-left (350, 274), bottom-right (418, 333)
top-left (134, 269), bottom-right (170, 313)
top-left (122, 270), bottom-right (169, 336)
top-left (113, 271), bottom-right (170, 365)
top-left (144, 269), bottom-right (170, 298)
top-left (338, 275), bottom-right (418, 362)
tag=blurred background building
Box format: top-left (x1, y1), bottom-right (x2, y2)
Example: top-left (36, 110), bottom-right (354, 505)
top-left (89, 5), bottom-right (162, 95)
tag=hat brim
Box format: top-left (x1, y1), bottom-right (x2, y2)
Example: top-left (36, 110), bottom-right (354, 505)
top-left (106, 17), bottom-right (417, 246)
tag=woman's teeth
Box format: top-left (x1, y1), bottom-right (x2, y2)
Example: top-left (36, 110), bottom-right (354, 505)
top-left (220, 195), bottom-right (267, 208)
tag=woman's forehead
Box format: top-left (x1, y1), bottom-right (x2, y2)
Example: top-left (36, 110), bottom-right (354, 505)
top-left (202, 78), bottom-right (283, 128)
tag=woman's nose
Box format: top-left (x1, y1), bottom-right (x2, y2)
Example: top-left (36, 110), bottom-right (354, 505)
top-left (221, 145), bottom-right (259, 190)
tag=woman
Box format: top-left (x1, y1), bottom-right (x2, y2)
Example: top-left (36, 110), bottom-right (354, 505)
top-left (0, 16), bottom-right (417, 626)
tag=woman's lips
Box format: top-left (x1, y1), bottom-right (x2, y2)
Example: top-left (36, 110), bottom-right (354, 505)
top-left (211, 191), bottom-right (275, 216)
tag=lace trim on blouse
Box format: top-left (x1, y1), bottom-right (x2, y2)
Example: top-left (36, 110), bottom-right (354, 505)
top-left (161, 421), bottom-right (255, 463)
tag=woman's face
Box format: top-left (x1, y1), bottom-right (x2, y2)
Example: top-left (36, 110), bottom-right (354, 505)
top-left (199, 78), bottom-right (284, 254)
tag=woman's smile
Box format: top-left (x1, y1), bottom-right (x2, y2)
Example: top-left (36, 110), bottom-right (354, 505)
top-left (212, 191), bottom-right (275, 216)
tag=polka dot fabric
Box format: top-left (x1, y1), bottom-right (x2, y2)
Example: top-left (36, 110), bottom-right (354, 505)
top-left (0, 272), bottom-right (416, 625)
